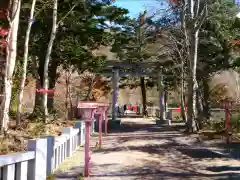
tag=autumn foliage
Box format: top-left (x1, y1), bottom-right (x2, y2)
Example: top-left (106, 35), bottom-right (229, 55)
top-left (210, 83), bottom-right (228, 104)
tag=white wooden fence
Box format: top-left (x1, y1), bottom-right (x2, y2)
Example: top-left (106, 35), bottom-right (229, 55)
top-left (0, 120), bottom-right (93, 180)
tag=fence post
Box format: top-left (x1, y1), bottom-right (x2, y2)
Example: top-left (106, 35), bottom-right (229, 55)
top-left (62, 127), bottom-right (73, 157)
top-left (46, 136), bottom-right (55, 176)
top-left (27, 138), bottom-right (47, 180)
top-left (75, 121), bottom-right (82, 145)
top-left (81, 122), bottom-right (85, 145)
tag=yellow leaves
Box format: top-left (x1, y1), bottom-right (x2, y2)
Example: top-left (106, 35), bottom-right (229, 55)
top-left (210, 83), bottom-right (228, 104)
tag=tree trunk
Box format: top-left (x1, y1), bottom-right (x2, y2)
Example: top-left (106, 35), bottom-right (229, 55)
top-left (183, 0), bottom-right (206, 133)
top-left (186, 31), bottom-right (200, 133)
top-left (47, 60), bottom-right (58, 113)
top-left (33, 57), bottom-right (58, 116)
top-left (140, 77), bottom-right (147, 116)
top-left (202, 78), bottom-right (210, 121)
top-left (85, 76), bottom-right (95, 100)
top-left (164, 88), bottom-right (168, 112)
top-left (186, 78), bottom-right (198, 132)
top-left (42, 0), bottom-right (58, 121)
top-left (65, 71), bottom-right (69, 121)
top-left (32, 56), bottom-right (43, 117)
top-left (180, 60), bottom-right (187, 122)
top-left (180, 80), bottom-right (187, 122)
top-left (196, 84), bottom-right (204, 129)
top-left (0, 0), bottom-right (21, 133)
top-left (180, 92), bottom-right (187, 122)
top-left (16, 0), bottom-right (36, 126)
top-left (68, 81), bottom-right (73, 120)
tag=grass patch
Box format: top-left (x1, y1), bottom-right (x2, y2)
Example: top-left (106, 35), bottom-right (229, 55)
top-left (51, 147), bottom-right (84, 179)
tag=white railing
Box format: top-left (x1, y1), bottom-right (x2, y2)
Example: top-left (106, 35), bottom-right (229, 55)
top-left (0, 120), bottom-right (90, 180)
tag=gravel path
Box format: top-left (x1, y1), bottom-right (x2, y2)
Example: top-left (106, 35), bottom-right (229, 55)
top-left (55, 118), bottom-right (240, 180)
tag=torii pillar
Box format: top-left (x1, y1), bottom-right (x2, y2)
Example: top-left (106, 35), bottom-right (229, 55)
top-left (157, 71), bottom-right (171, 125)
top-left (158, 71), bottom-right (165, 121)
top-left (112, 68), bottom-right (119, 120)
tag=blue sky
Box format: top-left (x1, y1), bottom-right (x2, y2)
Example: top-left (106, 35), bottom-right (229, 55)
top-left (113, 0), bottom-right (168, 18)
top-left (113, 0), bottom-right (147, 18)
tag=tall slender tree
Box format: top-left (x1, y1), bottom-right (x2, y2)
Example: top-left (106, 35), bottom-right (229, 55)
top-left (16, 0), bottom-right (37, 125)
top-left (0, 0), bottom-right (22, 133)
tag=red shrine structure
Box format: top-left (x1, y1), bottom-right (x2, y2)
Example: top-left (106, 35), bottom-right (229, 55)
top-left (0, 4), bottom-right (9, 100)
top-left (0, 8), bottom-right (8, 56)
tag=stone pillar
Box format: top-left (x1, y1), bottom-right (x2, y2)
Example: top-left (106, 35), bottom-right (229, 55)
top-left (158, 71), bottom-right (165, 121)
top-left (112, 68), bottom-right (119, 120)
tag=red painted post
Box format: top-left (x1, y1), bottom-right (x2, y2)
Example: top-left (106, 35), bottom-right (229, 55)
top-left (221, 100), bottom-right (233, 144)
top-left (225, 102), bottom-right (232, 144)
top-left (99, 113), bottom-right (102, 147)
top-left (77, 101), bottom-right (98, 177)
top-left (105, 111), bottom-right (108, 135)
top-left (84, 121), bottom-right (91, 177)
top-left (96, 103), bottom-right (109, 146)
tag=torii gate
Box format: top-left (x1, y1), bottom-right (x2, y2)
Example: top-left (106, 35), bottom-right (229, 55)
top-left (101, 60), bottom-right (180, 122)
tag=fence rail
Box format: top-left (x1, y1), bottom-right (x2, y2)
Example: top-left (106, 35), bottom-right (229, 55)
top-left (0, 120), bottom-right (92, 180)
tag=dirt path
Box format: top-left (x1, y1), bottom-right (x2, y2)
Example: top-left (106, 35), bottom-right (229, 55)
top-left (87, 118), bottom-right (240, 180)
top-left (55, 118), bottom-right (240, 180)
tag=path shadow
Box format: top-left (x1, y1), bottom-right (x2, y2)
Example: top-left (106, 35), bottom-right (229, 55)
top-left (94, 125), bottom-right (204, 156)
top-left (145, 125), bottom-right (186, 133)
top-left (116, 134), bottom-right (184, 143)
top-left (206, 166), bottom-right (240, 172)
top-left (90, 123), bottom-right (240, 179)
top-left (211, 142), bottom-right (240, 159)
top-left (177, 147), bottom-right (229, 158)
top-left (93, 139), bottom-right (186, 155)
top-left (106, 122), bottom-right (185, 134)
top-left (93, 142), bottom-right (225, 160)
top-left (107, 123), bottom-right (157, 133)
top-left (90, 163), bottom-right (240, 180)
